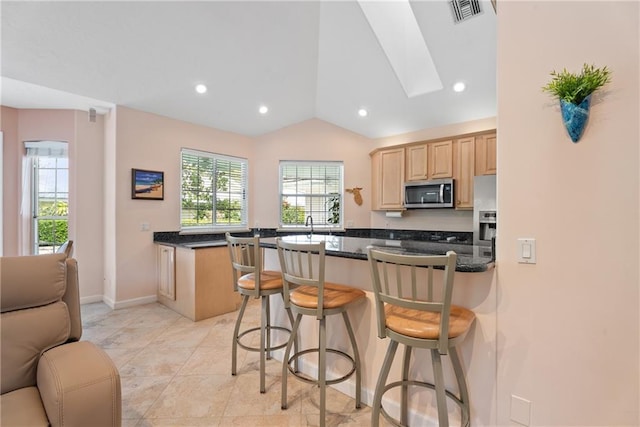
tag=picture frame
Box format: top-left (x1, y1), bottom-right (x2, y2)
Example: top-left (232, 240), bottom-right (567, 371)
top-left (131, 168), bottom-right (164, 200)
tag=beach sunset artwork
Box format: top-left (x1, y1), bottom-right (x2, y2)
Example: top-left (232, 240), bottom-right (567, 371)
top-left (132, 169), bottom-right (164, 200)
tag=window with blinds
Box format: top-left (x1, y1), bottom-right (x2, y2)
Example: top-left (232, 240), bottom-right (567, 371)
top-left (181, 149), bottom-right (248, 230)
top-left (279, 161), bottom-right (343, 229)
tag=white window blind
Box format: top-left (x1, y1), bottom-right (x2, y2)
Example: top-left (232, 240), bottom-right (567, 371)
top-left (181, 148), bottom-right (248, 230)
top-left (279, 161), bottom-right (343, 228)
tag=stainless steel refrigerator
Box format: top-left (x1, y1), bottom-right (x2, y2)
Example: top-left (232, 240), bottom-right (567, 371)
top-left (473, 175), bottom-right (497, 247)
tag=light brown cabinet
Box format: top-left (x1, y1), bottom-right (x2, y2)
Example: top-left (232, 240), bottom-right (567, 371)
top-left (371, 147), bottom-right (405, 210)
top-left (405, 140), bottom-right (453, 182)
top-left (371, 130), bottom-right (495, 211)
top-left (405, 144), bottom-right (428, 181)
top-left (475, 132), bottom-right (497, 176)
top-left (453, 137), bottom-right (475, 210)
top-left (157, 244), bottom-right (176, 300)
top-left (158, 245), bottom-right (240, 321)
top-left (429, 140), bottom-right (454, 179)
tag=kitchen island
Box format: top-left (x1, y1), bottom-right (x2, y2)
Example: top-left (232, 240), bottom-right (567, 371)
top-left (154, 231), bottom-right (496, 425)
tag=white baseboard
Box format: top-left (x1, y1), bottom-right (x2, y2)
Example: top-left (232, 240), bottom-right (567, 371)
top-left (80, 295), bottom-right (104, 305)
top-left (81, 294), bottom-right (157, 310)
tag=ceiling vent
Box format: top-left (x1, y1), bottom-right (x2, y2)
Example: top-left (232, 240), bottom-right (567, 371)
top-left (450, 0), bottom-right (483, 23)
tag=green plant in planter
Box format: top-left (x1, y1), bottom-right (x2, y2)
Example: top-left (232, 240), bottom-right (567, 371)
top-left (542, 63), bottom-right (611, 143)
top-left (542, 63), bottom-right (611, 104)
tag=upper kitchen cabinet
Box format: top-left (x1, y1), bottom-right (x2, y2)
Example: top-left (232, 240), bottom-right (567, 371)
top-left (371, 147), bottom-right (405, 210)
top-left (428, 140), bottom-right (454, 179)
top-left (405, 140), bottom-right (453, 182)
top-left (475, 132), bottom-right (497, 176)
top-left (405, 144), bottom-right (428, 181)
top-left (453, 137), bottom-right (475, 210)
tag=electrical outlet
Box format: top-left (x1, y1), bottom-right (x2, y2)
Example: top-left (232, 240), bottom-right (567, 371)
top-left (346, 220), bottom-right (354, 228)
top-left (140, 222), bottom-right (150, 231)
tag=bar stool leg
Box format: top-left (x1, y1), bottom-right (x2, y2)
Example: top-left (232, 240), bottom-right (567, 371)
top-left (260, 296), bottom-right (268, 393)
top-left (431, 349), bottom-right (449, 427)
top-left (372, 340), bottom-right (398, 427)
top-left (265, 295), bottom-right (272, 360)
top-left (342, 311), bottom-right (361, 408)
top-left (282, 302), bottom-right (298, 373)
top-left (232, 295), bottom-right (250, 376)
top-left (450, 346), bottom-right (471, 427)
top-left (401, 345), bottom-right (412, 425)
top-left (282, 313), bottom-right (302, 410)
top-left (318, 317), bottom-right (327, 427)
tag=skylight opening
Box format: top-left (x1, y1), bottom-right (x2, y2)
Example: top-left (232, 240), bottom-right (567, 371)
top-left (358, 0), bottom-right (443, 98)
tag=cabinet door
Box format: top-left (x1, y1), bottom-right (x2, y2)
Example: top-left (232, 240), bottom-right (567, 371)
top-left (405, 144), bottom-right (428, 181)
top-left (475, 133), bottom-right (497, 175)
top-left (454, 137), bottom-right (475, 210)
top-left (157, 245), bottom-right (176, 300)
top-left (429, 140), bottom-right (453, 179)
top-left (371, 147), bottom-right (405, 210)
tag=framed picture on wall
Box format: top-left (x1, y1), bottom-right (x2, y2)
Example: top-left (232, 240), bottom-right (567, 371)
top-left (131, 168), bottom-right (164, 200)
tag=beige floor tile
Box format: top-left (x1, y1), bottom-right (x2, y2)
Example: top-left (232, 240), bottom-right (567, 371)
top-left (120, 347), bottom-right (196, 377)
top-left (179, 345), bottom-right (232, 376)
top-left (218, 413), bottom-right (303, 426)
top-left (121, 375), bottom-right (173, 419)
top-left (137, 417), bottom-right (220, 426)
top-left (145, 374), bottom-right (235, 419)
top-left (83, 301), bottom-right (374, 427)
top-left (149, 325), bottom-right (211, 348)
top-left (99, 326), bottom-right (166, 349)
top-left (102, 347), bottom-right (144, 369)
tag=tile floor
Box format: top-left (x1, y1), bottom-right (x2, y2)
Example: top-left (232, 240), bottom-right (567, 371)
top-left (81, 299), bottom-right (380, 426)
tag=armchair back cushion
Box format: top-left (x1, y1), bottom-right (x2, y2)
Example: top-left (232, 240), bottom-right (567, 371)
top-left (0, 253), bottom-right (71, 394)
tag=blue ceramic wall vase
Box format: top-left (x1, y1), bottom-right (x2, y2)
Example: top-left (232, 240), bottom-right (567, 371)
top-left (560, 95), bottom-right (591, 143)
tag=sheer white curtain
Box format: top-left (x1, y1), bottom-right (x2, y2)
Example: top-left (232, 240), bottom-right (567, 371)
top-left (20, 141), bottom-right (68, 255)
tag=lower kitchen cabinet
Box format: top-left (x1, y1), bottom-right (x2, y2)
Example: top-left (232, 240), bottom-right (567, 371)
top-left (157, 244), bottom-right (176, 300)
top-left (157, 245), bottom-right (240, 321)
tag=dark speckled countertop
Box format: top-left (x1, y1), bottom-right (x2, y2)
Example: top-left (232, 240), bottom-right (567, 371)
top-left (259, 235), bottom-right (493, 273)
top-left (156, 232), bottom-right (494, 273)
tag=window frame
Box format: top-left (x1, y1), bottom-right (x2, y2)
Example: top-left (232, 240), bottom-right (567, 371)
top-left (278, 160), bottom-right (344, 230)
top-left (180, 148), bottom-right (248, 232)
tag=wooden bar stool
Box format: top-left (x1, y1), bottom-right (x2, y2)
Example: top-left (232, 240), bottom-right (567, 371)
top-left (226, 233), bottom-right (295, 393)
top-left (367, 248), bottom-right (475, 427)
top-left (276, 237), bottom-right (365, 427)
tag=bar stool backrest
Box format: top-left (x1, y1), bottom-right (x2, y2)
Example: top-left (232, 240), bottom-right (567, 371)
top-left (226, 233), bottom-right (260, 298)
top-left (276, 238), bottom-right (326, 320)
top-left (367, 248), bottom-right (457, 355)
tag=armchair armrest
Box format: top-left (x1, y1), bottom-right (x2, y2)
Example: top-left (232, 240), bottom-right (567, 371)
top-left (37, 341), bottom-right (121, 427)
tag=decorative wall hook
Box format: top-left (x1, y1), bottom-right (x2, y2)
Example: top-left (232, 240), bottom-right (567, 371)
top-left (346, 187), bottom-right (363, 206)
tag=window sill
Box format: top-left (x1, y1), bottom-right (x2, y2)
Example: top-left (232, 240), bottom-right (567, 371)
top-left (179, 227), bottom-right (250, 235)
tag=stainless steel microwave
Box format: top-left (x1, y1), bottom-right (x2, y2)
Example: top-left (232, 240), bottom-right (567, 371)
top-left (404, 179), bottom-right (454, 208)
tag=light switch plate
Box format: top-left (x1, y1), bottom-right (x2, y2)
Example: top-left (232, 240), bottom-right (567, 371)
top-left (517, 238), bottom-right (536, 264)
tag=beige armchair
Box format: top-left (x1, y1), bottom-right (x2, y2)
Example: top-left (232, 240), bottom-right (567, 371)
top-left (0, 253), bottom-right (121, 426)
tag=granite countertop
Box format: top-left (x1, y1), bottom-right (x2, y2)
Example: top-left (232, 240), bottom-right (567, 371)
top-left (259, 235), bottom-right (494, 273)
top-left (158, 234), bottom-right (494, 273)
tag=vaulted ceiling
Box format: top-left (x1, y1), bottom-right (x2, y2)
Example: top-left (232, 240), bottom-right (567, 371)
top-left (1, 1), bottom-right (496, 139)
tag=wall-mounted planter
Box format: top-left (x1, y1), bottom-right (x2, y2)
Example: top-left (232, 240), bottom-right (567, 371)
top-left (560, 95), bottom-right (591, 143)
top-left (542, 63), bottom-right (611, 144)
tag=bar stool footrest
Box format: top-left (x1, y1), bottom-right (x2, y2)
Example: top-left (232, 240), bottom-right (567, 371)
top-left (286, 348), bottom-right (356, 386)
top-left (378, 380), bottom-right (467, 427)
top-left (236, 325), bottom-right (292, 353)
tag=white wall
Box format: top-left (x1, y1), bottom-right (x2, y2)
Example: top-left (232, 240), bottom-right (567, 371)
top-left (253, 118), bottom-right (372, 230)
top-left (497, 2), bottom-right (639, 425)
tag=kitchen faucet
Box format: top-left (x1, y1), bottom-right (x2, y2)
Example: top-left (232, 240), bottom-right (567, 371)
top-left (305, 215), bottom-right (314, 237)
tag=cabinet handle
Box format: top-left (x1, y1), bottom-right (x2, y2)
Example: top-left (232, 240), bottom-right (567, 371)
top-left (457, 200), bottom-right (461, 205)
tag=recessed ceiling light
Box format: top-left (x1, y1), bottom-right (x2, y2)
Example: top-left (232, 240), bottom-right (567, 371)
top-left (453, 81), bottom-right (466, 92)
top-left (259, 105), bottom-right (269, 115)
top-left (358, 108), bottom-right (368, 117)
top-left (195, 84), bottom-right (207, 94)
